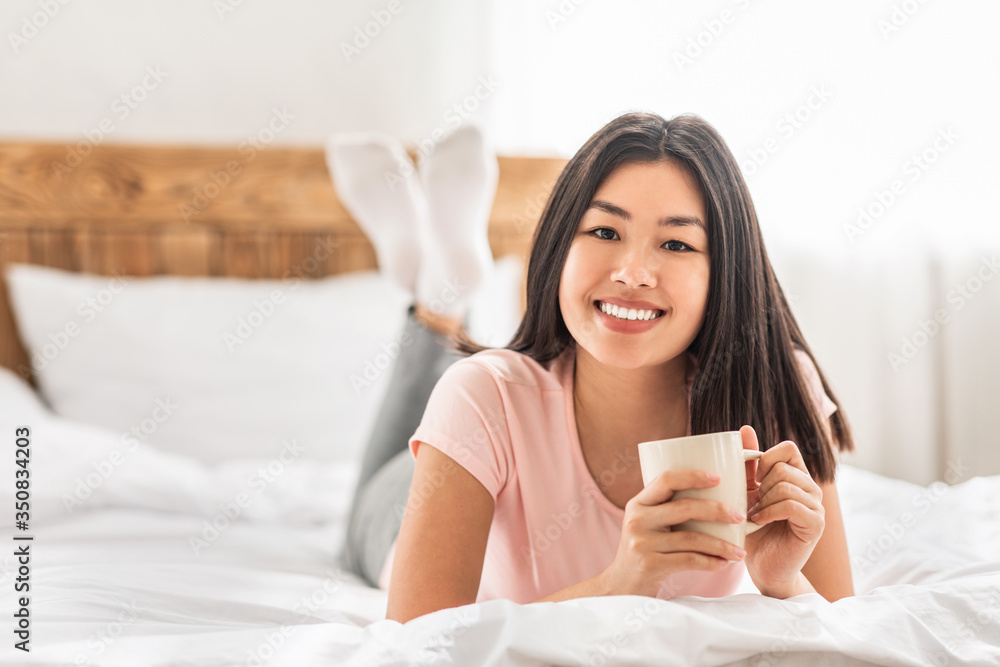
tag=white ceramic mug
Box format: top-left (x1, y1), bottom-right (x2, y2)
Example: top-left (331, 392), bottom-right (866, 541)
top-left (637, 431), bottom-right (764, 548)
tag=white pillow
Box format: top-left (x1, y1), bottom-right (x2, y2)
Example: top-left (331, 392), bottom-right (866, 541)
top-left (3, 258), bottom-right (523, 465)
top-left (0, 364), bottom-right (360, 527)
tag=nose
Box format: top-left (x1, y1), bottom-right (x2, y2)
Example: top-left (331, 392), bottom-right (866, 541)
top-left (610, 245), bottom-right (658, 288)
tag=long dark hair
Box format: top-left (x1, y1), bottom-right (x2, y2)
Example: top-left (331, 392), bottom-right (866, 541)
top-left (449, 111), bottom-right (854, 483)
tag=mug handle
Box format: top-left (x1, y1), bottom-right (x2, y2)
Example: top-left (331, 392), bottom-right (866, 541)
top-left (741, 449), bottom-right (766, 534)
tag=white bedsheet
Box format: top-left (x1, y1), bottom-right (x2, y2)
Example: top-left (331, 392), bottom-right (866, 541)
top-left (1, 373), bottom-right (999, 666)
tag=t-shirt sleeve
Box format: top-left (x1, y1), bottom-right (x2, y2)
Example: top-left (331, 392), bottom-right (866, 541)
top-left (408, 359), bottom-right (511, 502)
top-left (793, 348), bottom-right (838, 421)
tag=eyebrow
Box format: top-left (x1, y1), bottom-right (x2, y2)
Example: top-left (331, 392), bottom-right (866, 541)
top-left (587, 200), bottom-right (705, 231)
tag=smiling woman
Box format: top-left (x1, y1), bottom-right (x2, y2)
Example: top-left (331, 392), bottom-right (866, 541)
top-left (378, 111), bottom-right (857, 623)
top-left (559, 160), bottom-right (710, 372)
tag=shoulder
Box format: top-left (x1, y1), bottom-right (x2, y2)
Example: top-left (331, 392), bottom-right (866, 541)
top-left (790, 346), bottom-right (838, 420)
top-left (790, 346), bottom-right (822, 389)
top-left (444, 348), bottom-right (568, 393)
top-left (791, 346), bottom-right (817, 375)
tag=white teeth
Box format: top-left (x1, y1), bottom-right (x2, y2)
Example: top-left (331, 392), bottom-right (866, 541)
top-left (598, 301), bottom-right (662, 321)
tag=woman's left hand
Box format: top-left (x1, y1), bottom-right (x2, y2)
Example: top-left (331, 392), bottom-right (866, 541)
top-left (740, 425), bottom-right (825, 597)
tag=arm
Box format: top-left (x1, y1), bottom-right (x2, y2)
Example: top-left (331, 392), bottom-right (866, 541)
top-left (386, 442), bottom-right (495, 624)
top-left (741, 425), bottom-right (826, 601)
top-left (786, 352), bottom-right (854, 600)
top-left (751, 412), bottom-right (855, 602)
top-left (800, 411), bottom-right (853, 601)
top-left (389, 443), bottom-right (749, 614)
top-left (531, 574), bottom-right (610, 603)
top-left (758, 481), bottom-right (853, 601)
top-left (538, 470), bottom-right (746, 603)
top-left (388, 449), bottom-right (613, 610)
top-left (800, 480), bottom-right (854, 601)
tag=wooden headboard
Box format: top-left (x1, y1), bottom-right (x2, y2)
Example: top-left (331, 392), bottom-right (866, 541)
top-left (0, 141), bottom-right (567, 383)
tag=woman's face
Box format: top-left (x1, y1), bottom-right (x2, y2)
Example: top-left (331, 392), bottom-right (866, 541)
top-left (558, 160), bottom-right (711, 371)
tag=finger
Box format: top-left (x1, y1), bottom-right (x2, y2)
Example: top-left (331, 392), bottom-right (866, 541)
top-left (660, 551), bottom-right (733, 573)
top-left (756, 461), bottom-right (821, 504)
top-left (755, 440), bottom-right (809, 484)
top-left (648, 497), bottom-right (745, 531)
top-left (740, 425), bottom-right (760, 492)
top-left (635, 470), bottom-right (720, 507)
top-left (750, 479), bottom-right (822, 516)
top-left (654, 531), bottom-right (747, 562)
top-left (749, 499), bottom-right (824, 539)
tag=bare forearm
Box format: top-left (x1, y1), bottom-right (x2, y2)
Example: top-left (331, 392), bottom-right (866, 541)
top-left (759, 572), bottom-right (820, 600)
top-left (531, 572), bottom-right (610, 603)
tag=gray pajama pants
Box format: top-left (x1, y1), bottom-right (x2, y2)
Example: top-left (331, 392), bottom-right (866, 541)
top-left (339, 306), bottom-right (465, 587)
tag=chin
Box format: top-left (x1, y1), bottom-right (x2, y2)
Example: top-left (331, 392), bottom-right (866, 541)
top-left (584, 344), bottom-right (660, 371)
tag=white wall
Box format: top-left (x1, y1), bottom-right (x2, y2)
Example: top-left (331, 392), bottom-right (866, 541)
top-left (4, 0), bottom-right (995, 248)
top-left (2, 0), bottom-right (494, 146)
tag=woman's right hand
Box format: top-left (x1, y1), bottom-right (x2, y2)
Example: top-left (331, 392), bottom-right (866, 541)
top-left (600, 470), bottom-right (748, 598)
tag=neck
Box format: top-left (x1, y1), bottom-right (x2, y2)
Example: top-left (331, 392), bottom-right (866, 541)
top-left (572, 346), bottom-right (691, 449)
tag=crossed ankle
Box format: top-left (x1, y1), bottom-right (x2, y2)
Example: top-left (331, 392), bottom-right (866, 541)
top-left (413, 304), bottom-right (465, 336)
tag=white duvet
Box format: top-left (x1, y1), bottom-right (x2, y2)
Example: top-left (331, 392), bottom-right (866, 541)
top-left (1, 369), bottom-right (998, 666)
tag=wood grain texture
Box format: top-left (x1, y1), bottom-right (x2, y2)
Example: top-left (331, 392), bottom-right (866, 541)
top-left (0, 140), bottom-right (568, 382)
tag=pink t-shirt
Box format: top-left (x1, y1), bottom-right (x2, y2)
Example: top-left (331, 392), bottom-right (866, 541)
top-left (402, 345), bottom-right (838, 604)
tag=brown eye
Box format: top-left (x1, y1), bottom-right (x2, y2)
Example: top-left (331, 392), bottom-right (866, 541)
top-left (590, 228), bottom-right (619, 241)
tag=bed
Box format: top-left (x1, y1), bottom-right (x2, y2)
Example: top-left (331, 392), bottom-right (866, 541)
top-left (0, 140), bottom-right (998, 666)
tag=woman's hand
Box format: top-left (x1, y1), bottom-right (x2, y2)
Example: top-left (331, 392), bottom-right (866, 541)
top-left (740, 425), bottom-right (825, 598)
top-left (601, 469), bottom-right (748, 598)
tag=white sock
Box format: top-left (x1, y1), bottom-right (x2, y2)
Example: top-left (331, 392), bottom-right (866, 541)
top-left (415, 124), bottom-right (499, 318)
top-left (325, 131), bottom-right (426, 294)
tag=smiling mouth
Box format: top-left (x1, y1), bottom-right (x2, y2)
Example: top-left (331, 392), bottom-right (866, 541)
top-left (595, 300), bottom-right (665, 321)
